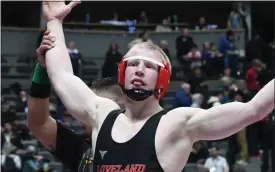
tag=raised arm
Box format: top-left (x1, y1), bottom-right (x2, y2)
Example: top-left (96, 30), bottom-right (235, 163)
top-left (27, 36), bottom-right (57, 151)
top-left (43, 1), bottom-right (119, 126)
top-left (185, 79), bottom-right (274, 141)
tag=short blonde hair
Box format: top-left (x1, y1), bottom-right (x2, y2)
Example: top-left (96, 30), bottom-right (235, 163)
top-left (126, 42), bottom-right (172, 72)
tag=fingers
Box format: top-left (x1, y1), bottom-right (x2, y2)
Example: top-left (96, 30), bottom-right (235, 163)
top-left (42, 39), bottom-right (55, 47)
top-left (67, 0), bottom-right (81, 9)
top-left (44, 30), bottom-right (50, 36)
top-left (37, 37), bottom-right (55, 55)
top-left (42, 33), bottom-right (55, 47)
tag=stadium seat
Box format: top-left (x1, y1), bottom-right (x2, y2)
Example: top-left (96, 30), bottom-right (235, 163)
top-left (183, 163), bottom-right (199, 172)
top-left (49, 162), bottom-right (63, 172)
top-left (16, 112), bottom-right (27, 120)
top-left (39, 151), bottom-right (54, 162)
top-left (22, 139), bottom-right (38, 148)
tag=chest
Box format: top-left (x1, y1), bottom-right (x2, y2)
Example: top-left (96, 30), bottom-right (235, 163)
top-left (93, 114), bottom-right (164, 171)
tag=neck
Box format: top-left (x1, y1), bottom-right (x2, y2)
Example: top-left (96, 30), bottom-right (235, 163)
top-left (124, 96), bottom-right (162, 120)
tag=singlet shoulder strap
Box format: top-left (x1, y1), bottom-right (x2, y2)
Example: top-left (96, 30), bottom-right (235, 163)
top-left (153, 109), bottom-right (169, 117)
top-left (107, 109), bottom-right (125, 119)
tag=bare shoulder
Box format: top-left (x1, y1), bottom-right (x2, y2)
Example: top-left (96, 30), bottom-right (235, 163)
top-left (156, 107), bottom-right (202, 141)
top-left (156, 107), bottom-right (204, 144)
top-left (87, 96), bottom-right (120, 129)
top-left (163, 107), bottom-right (203, 124)
top-left (155, 107), bottom-right (202, 171)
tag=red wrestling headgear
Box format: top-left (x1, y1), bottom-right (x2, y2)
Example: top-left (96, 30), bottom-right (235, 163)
top-left (118, 56), bottom-right (171, 100)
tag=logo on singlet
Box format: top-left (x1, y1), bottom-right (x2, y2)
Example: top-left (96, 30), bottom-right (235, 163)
top-left (97, 164), bottom-right (146, 172)
top-left (99, 150), bottom-right (107, 160)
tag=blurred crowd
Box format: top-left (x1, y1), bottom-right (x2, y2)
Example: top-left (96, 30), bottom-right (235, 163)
top-left (1, 2), bottom-right (275, 172)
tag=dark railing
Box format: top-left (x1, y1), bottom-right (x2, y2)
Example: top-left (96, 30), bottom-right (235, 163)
top-left (63, 22), bottom-right (189, 31)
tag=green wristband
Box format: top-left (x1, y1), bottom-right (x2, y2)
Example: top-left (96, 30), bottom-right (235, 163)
top-left (32, 64), bottom-right (50, 85)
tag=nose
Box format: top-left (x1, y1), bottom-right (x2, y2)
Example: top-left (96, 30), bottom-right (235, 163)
top-left (135, 68), bottom-right (145, 77)
top-left (135, 62), bottom-right (145, 77)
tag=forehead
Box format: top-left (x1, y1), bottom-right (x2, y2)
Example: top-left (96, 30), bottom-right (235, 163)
top-left (126, 45), bottom-right (163, 63)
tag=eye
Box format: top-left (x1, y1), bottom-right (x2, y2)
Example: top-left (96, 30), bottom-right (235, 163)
top-left (128, 60), bottom-right (140, 67)
top-left (145, 63), bottom-right (153, 68)
top-left (145, 62), bottom-right (157, 70)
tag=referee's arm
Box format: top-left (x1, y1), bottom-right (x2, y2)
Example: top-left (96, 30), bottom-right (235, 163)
top-left (27, 95), bottom-right (89, 172)
top-left (51, 121), bottom-right (90, 172)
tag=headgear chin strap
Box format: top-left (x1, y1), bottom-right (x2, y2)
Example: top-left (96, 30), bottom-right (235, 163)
top-left (121, 87), bottom-right (161, 101)
top-left (118, 56), bottom-right (171, 102)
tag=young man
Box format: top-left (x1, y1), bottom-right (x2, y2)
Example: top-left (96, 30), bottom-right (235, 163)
top-left (27, 34), bottom-right (123, 172)
top-left (41, 1), bottom-right (274, 171)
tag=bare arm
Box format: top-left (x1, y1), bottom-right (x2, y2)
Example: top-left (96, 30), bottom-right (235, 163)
top-left (27, 96), bottom-right (57, 151)
top-left (46, 20), bottom-right (119, 126)
top-left (184, 79), bottom-right (274, 141)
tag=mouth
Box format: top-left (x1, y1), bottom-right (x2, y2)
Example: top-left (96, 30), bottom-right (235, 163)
top-left (131, 78), bottom-right (145, 87)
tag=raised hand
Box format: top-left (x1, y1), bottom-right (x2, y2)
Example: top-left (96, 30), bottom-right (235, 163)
top-left (36, 30), bottom-right (55, 68)
top-left (43, 0), bottom-right (81, 21)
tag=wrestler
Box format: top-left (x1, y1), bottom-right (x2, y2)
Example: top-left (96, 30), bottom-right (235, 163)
top-left (42, 1), bottom-right (274, 171)
top-left (27, 31), bottom-right (123, 172)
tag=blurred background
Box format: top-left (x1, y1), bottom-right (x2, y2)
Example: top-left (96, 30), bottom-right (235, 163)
top-left (1, 1), bottom-right (275, 172)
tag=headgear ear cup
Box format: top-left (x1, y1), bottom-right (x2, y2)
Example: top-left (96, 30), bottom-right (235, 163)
top-left (155, 62), bottom-right (171, 99)
top-left (118, 57), bottom-right (126, 86)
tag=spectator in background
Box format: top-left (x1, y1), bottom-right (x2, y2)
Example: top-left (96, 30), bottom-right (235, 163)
top-left (138, 11), bottom-right (148, 24)
top-left (245, 32), bottom-right (270, 64)
top-left (245, 60), bottom-right (267, 159)
top-left (17, 90), bottom-right (28, 113)
top-left (1, 146), bottom-right (21, 172)
top-left (128, 30), bottom-right (153, 49)
top-left (159, 40), bottom-right (170, 60)
top-left (173, 83), bottom-right (191, 108)
top-left (186, 44), bottom-right (202, 69)
top-left (67, 41), bottom-right (82, 77)
top-left (155, 18), bottom-right (172, 32)
top-left (219, 30), bottom-right (238, 76)
top-left (201, 42), bottom-right (212, 59)
top-left (202, 42), bottom-right (223, 77)
top-left (207, 92), bottom-right (222, 108)
top-left (6, 122), bottom-right (24, 150)
top-left (245, 59), bottom-right (264, 98)
top-left (236, 2), bottom-right (251, 40)
top-left (189, 67), bottom-right (205, 93)
top-left (221, 68), bottom-right (236, 86)
top-left (234, 90), bottom-right (248, 166)
top-left (191, 93), bottom-right (203, 108)
top-left (9, 82), bottom-right (22, 96)
top-left (202, 42), bottom-right (214, 77)
top-left (176, 28), bottom-right (194, 65)
top-left (260, 111), bottom-right (274, 172)
top-left (2, 123), bottom-right (20, 149)
top-left (187, 141), bottom-right (209, 164)
top-left (1, 102), bottom-right (16, 125)
top-left (102, 43), bottom-right (123, 78)
top-left (21, 148), bottom-right (50, 172)
top-left (210, 43), bottom-right (223, 58)
top-left (204, 146), bottom-right (229, 172)
top-left (227, 3), bottom-right (243, 29)
top-left (195, 16), bottom-right (207, 30)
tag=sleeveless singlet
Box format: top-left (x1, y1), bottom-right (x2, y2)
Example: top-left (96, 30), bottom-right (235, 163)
top-left (93, 109), bottom-right (167, 172)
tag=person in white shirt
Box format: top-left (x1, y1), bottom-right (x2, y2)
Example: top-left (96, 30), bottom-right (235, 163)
top-left (204, 146), bottom-right (229, 172)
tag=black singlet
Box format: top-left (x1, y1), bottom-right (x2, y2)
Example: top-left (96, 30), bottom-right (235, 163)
top-left (93, 109), bottom-right (167, 172)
